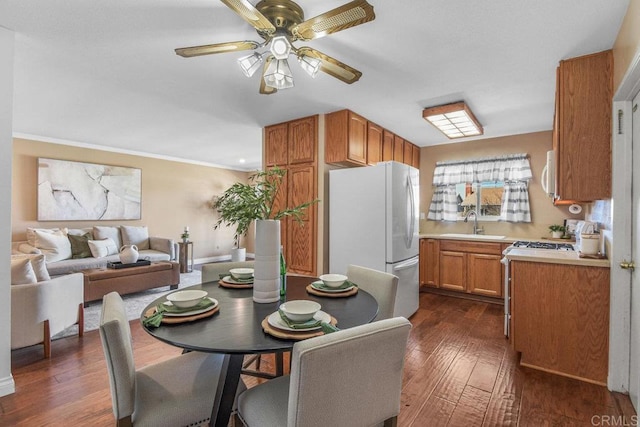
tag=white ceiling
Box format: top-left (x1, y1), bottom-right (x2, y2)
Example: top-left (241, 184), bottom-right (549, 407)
top-left (0, 0), bottom-right (630, 171)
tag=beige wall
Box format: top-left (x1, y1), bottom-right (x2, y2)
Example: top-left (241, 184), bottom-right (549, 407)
top-left (12, 138), bottom-right (251, 261)
top-left (418, 131), bottom-right (583, 238)
top-left (613, 0), bottom-right (640, 93)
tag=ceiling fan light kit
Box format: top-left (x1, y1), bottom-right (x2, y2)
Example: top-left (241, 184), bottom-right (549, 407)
top-left (238, 52), bottom-right (264, 77)
top-left (175, 0), bottom-right (376, 94)
top-left (264, 58), bottom-right (294, 89)
top-left (422, 101), bottom-right (484, 139)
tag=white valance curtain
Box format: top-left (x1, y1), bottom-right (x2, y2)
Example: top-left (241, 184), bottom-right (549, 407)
top-left (428, 154), bottom-right (532, 222)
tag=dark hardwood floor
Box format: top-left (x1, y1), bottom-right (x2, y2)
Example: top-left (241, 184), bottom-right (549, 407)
top-left (1, 291), bottom-right (636, 426)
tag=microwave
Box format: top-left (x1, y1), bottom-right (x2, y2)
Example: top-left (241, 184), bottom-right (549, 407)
top-left (541, 150), bottom-right (555, 198)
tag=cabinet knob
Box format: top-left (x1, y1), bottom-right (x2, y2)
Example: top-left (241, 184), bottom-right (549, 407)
top-left (620, 260), bottom-right (635, 271)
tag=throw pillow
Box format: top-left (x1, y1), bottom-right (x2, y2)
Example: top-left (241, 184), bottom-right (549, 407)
top-left (11, 254), bottom-right (50, 282)
top-left (88, 238), bottom-right (118, 258)
top-left (10, 258), bottom-right (38, 285)
top-left (120, 225), bottom-right (150, 250)
top-left (68, 233), bottom-right (93, 259)
top-left (93, 226), bottom-right (122, 250)
top-left (28, 228), bottom-right (72, 263)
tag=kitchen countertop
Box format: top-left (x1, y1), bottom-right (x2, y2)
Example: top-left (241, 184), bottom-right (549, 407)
top-left (419, 233), bottom-right (517, 243)
top-left (419, 234), bottom-right (610, 267)
top-left (504, 248), bottom-right (609, 268)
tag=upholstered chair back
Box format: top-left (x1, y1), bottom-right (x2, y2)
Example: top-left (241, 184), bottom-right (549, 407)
top-left (99, 292), bottom-right (136, 421)
top-left (346, 264), bottom-right (399, 320)
top-left (201, 261), bottom-right (255, 283)
top-left (287, 317), bottom-right (411, 426)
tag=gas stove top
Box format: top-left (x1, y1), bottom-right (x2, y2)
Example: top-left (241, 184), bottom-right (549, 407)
top-left (511, 240), bottom-right (575, 251)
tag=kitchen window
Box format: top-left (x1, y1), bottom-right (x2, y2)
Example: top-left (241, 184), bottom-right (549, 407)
top-left (455, 182), bottom-right (504, 220)
top-left (428, 154), bottom-right (532, 223)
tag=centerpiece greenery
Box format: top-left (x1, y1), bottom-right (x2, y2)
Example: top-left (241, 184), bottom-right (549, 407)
top-left (211, 166), bottom-right (318, 243)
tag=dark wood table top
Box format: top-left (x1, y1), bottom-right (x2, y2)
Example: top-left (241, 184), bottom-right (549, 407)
top-left (140, 275), bottom-right (379, 354)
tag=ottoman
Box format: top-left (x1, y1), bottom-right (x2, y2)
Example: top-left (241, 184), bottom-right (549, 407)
top-left (82, 261), bottom-right (180, 305)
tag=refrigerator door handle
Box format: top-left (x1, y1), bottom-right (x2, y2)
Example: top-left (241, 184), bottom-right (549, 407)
top-left (393, 256), bottom-right (419, 271)
top-left (406, 175), bottom-right (415, 248)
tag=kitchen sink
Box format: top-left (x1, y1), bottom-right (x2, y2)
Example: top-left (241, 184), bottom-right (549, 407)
top-left (440, 233), bottom-right (507, 240)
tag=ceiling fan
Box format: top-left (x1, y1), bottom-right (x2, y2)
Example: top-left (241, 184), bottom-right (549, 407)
top-left (175, 0), bottom-right (376, 94)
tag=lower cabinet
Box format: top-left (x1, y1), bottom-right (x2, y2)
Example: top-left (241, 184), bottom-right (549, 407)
top-left (419, 238), bottom-right (503, 299)
top-left (511, 260), bottom-right (609, 385)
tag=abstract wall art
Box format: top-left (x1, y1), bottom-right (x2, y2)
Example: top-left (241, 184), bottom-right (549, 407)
top-left (37, 158), bottom-right (141, 221)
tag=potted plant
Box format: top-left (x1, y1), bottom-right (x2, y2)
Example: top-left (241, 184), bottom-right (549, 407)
top-left (549, 224), bottom-right (566, 239)
top-left (211, 167), bottom-right (318, 289)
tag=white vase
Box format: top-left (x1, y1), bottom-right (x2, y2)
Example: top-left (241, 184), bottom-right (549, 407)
top-left (231, 247), bottom-right (246, 262)
top-left (119, 245), bottom-right (139, 264)
top-left (551, 231), bottom-right (563, 239)
top-left (253, 219), bottom-right (280, 303)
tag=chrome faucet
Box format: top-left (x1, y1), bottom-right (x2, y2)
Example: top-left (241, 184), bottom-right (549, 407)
top-left (463, 209), bottom-right (484, 235)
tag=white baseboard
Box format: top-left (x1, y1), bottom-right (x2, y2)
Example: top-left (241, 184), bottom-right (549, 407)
top-left (0, 374), bottom-right (15, 397)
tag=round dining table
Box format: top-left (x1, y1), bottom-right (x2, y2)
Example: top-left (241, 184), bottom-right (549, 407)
top-left (140, 275), bottom-right (379, 427)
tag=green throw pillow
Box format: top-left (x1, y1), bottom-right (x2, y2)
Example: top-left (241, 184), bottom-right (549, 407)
top-left (69, 233), bottom-right (92, 259)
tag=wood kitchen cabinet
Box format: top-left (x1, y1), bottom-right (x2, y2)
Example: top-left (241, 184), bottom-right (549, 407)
top-left (412, 143), bottom-right (420, 169)
top-left (393, 135), bottom-right (404, 163)
top-left (419, 238), bottom-right (503, 299)
top-left (366, 121), bottom-right (383, 166)
top-left (419, 238), bottom-right (439, 287)
top-left (325, 109), bottom-right (368, 166)
top-left (511, 260), bottom-right (609, 385)
top-left (439, 240), bottom-right (503, 298)
top-left (554, 50), bottom-right (612, 201)
top-left (265, 116), bottom-right (316, 167)
top-left (264, 115), bottom-right (318, 276)
top-left (382, 130), bottom-right (394, 162)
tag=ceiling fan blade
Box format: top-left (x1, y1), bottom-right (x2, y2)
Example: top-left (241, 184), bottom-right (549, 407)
top-left (259, 56), bottom-right (278, 95)
top-left (297, 47), bottom-right (362, 84)
top-left (291, 0), bottom-right (375, 41)
top-left (175, 41), bottom-right (259, 58)
top-left (220, 0), bottom-right (276, 35)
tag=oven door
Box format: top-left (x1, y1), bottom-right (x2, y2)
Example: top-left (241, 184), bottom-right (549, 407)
top-left (500, 249), bottom-right (511, 338)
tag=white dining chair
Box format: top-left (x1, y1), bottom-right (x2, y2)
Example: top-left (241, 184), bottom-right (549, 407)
top-left (237, 317), bottom-right (412, 427)
top-left (347, 264), bottom-right (399, 321)
top-left (99, 291), bottom-right (245, 427)
top-left (201, 260), bottom-right (255, 283)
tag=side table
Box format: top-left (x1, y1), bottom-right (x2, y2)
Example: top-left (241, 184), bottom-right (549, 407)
top-left (178, 241), bottom-right (194, 273)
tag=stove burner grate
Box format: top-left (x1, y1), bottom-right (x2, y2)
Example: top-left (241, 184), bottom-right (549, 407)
top-left (512, 240), bottom-right (575, 251)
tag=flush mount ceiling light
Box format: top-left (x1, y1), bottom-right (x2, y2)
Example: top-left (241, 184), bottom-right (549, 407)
top-left (422, 101), bottom-right (484, 139)
top-left (175, 0), bottom-right (376, 94)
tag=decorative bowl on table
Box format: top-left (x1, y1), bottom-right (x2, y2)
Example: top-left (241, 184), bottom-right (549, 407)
top-left (165, 290), bottom-right (208, 309)
top-left (319, 274), bottom-right (348, 289)
top-left (229, 268), bottom-right (254, 280)
top-left (280, 300), bottom-right (321, 322)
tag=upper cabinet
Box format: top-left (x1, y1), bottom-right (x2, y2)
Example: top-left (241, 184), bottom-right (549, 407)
top-left (325, 110), bottom-right (367, 166)
top-left (265, 116), bottom-right (317, 167)
top-left (554, 50), bottom-right (612, 201)
top-left (367, 122), bottom-right (383, 166)
top-left (325, 109), bottom-right (420, 168)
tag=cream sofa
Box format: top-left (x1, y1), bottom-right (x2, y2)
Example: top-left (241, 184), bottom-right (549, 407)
top-left (12, 225), bottom-right (179, 276)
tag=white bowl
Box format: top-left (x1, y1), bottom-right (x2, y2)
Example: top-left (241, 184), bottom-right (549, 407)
top-left (280, 300), bottom-right (321, 322)
top-left (166, 290), bottom-right (208, 309)
top-left (229, 267), bottom-right (254, 280)
top-left (319, 273), bottom-right (348, 288)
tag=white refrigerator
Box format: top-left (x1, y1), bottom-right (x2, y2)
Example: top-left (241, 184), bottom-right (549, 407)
top-left (329, 161), bottom-right (420, 318)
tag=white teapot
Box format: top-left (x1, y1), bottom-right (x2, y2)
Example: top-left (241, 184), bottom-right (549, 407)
top-left (119, 245), bottom-right (139, 264)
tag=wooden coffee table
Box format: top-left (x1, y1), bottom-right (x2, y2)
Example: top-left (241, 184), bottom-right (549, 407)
top-left (82, 261), bottom-right (179, 305)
